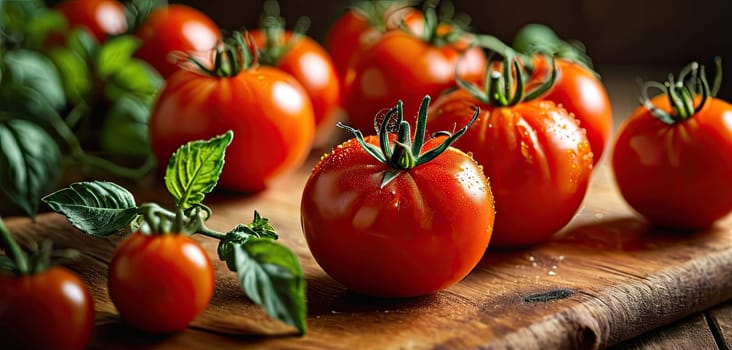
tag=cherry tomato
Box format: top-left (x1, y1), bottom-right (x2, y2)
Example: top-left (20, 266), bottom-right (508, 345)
top-left (325, 2), bottom-right (424, 75)
top-left (531, 56), bottom-right (612, 164)
top-left (301, 97), bottom-right (494, 297)
top-left (0, 267), bottom-right (94, 350)
top-left (342, 29), bottom-right (486, 134)
top-left (54, 0), bottom-right (127, 42)
top-left (250, 29), bottom-right (341, 147)
top-left (149, 51), bottom-right (315, 192)
top-left (428, 89), bottom-right (593, 247)
top-left (108, 232), bottom-right (215, 333)
top-left (612, 64), bottom-right (732, 228)
top-left (134, 5), bottom-right (221, 78)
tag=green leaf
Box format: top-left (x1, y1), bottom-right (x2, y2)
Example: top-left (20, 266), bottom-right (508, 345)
top-left (104, 59), bottom-right (162, 103)
top-left (233, 239), bottom-right (307, 334)
top-left (97, 35), bottom-right (141, 79)
top-left (2, 50), bottom-right (65, 110)
top-left (0, 119), bottom-right (61, 217)
top-left (42, 181), bottom-right (138, 237)
top-left (100, 95), bottom-right (151, 157)
top-left (217, 211), bottom-right (279, 270)
top-left (165, 131), bottom-right (233, 209)
top-left (66, 28), bottom-right (98, 62)
top-left (47, 48), bottom-right (92, 104)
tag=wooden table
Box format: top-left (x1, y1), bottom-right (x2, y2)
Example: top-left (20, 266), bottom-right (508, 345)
top-left (4, 67), bottom-right (732, 349)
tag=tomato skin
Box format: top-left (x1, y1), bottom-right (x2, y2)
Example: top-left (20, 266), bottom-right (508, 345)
top-left (149, 67), bottom-right (315, 192)
top-left (55, 0), bottom-right (127, 42)
top-left (612, 96), bottom-right (732, 228)
top-left (134, 5), bottom-right (221, 78)
top-left (342, 30), bottom-right (486, 134)
top-left (108, 232), bottom-right (215, 333)
top-left (531, 57), bottom-right (613, 164)
top-left (0, 267), bottom-right (94, 350)
top-left (250, 30), bottom-right (341, 147)
top-left (428, 90), bottom-right (593, 247)
top-left (301, 136), bottom-right (494, 297)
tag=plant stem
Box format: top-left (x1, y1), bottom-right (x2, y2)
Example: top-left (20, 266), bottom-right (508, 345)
top-left (0, 216), bottom-right (28, 274)
top-left (196, 224), bottom-right (226, 240)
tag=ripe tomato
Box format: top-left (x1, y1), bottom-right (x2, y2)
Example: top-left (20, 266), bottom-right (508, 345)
top-left (250, 29), bottom-right (341, 147)
top-left (0, 267), bottom-right (94, 350)
top-left (134, 4), bottom-right (221, 78)
top-left (325, 2), bottom-right (424, 75)
top-left (428, 89), bottom-right (593, 247)
top-left (108, 232), bottom-right (215, 333)
top-left (342, 29), bottom-right (486, 134)
top-left (530, 56), bottom-right (612, 164)
top-left (54, 0), bottom-right (127, 42)
top-left (301, 97), bottom-right (494, 297)
top-left (149, 50), bottom-right (314, 192)
top-left (612, 65), bottom-right (732, 228)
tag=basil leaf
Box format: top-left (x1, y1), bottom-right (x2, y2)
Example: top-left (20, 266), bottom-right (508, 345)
top-left (217, 211), bottom-right (279, 271)
top-left (0, 119), bottom-right (61, 217)
top-left (42, 181), bottom-right (138, 237)
top-left (97, 35), bottom-right (141, 79)
top-left (100, 95), bottom-right (150, 157)
top-left (233, 239), bottom-right (307, 334)
top-left (165, 131), bottom-right (233, 209)
top-left (104, 59), bottom-right (162, 103)
top-left (47, 48), bottom-right (92, 104)
top-left (2, 50), bottom-right (65, 110)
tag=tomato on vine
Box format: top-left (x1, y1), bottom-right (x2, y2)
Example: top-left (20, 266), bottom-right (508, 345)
top-left (612, 60), bottom-right (732, 228)
top-left (302, 96), bottom-right (494, 297)
top-left (427, 55), bottom-right (593, 247)
top-left (149, 33), bottom-right (314, 192)
top-left (341, 2), bottom-right (485, 134)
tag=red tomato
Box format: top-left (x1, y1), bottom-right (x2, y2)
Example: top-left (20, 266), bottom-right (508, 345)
top-left (613, 95), bottom-right (732, 228)
top-left (134, 5), bottom-right (221, 78)
top-left (149, 64), bottom-right (314, 192)
top-left (250, 30), bottom-right (341, 147)
top-left (108, 232), bottom-right (215, 333)
top-left (301, 99), bottom-right (494, 297)
top-left (0, 267), bottom-right (94, 350)
top-left (55, 0), bottom-right (127, 42)
top-left (531, 56), bottom-right (613, 164)
top-left (428, 89), bottom-right (593, 247)
top-left (342, 29), bottom-right (486, 134)
top-left (325, 3), bottom-right (424, 75)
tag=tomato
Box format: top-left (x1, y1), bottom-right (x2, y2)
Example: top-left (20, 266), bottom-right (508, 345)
top-left (0, 267), bottom-right (94, 350)
top-left (250, 29), bottom-right (341, 147)
top-left (55, 0), bottom-right (127, 42)
top-left (530, 56), bottom-right (612, 164)
top-left (301, 97), bottom-right (494, 297)
top-left (134, 4), bottom-right (221, 78)
top-left (342, 28), bottom-right (486, 134)
top-left (325, 2), bottom-right (424, 75)
top-left (428, 88), bottom-right (593, 247)
top-left (149, 44), bottom-right (315, 192)
top-left (612, 64), bottom-right (732, 228)
top-left (108, 232), bottom-right (215, 333)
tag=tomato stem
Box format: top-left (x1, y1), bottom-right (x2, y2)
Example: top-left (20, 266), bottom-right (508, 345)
top-left (257, 0), bottom-right (310, 66)
top-left (0, 216), bottom-right (29, 274)
top-left (640, 60), bottom-right (717, 124)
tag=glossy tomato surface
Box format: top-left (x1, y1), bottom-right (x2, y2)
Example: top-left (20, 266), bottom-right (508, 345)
top-left (0, 267), bottom-right (94, 350)
top-left (134, 4), bottom-right (221, 78)
top-left (301, 136), bottom-right (494, 297)
top-left (612, 95), bottom-right (732, 228)
top-left (250, 30), bottom-right (341, 147)
top-left (428, 90), bottom-right (593, 247)
top-left (55, 0), bottom-right (127, 42)
top-left (149, 67), bottom-right (314, 192)
top-left (108, 232), bottom-right (215, 333)
top-left (342, 30), bottom-right (485, 134)
top-left (532, 57), bottom-right (612, 164)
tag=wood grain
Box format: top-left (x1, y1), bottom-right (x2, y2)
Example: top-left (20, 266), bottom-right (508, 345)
top-left (4, 153), bottom-right (732, 349)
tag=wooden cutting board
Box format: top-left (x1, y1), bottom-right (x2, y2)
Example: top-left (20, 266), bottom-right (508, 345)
top-left (5, 153), bottom-right (732, 350)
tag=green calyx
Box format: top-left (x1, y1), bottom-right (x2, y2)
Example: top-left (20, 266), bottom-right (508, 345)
top-left (338, 95), bottom-right (479, 188)
top-left (457, 53), bottom-right (557, 108)
top-left (417, 0), bottom-right (471, 47)
top-left (189, 32), bottom-right (254, 78)
top-left (0, 217), bottom-right (78, 276)
top-left (257, 0), bottom-right (311, 66)
top-left (640, 58), bottom-right (721, 124)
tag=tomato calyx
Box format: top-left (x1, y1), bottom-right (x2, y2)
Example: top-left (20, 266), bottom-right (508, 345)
top-left (338, 95), bottom-right (479, 187)
top-left (457, 53), bottom-right (557, 107)
top-left (256, 0), bottom-right (310, 66)
top-left (188, 32), bottom-right (256, 77)
top-left (350, 0), bottom-right (413, 32)
top-left (640, 58), bottom-right (721, 124)
top-left (0, 218), bottom-right (79, 276)
top-left (415, 0), bottom-right (470, 47)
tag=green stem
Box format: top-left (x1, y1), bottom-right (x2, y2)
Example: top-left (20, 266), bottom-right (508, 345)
top-left (0, 216), bottom-right (29, 274)
top-left (195, 223), bottom-right (226, 240)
